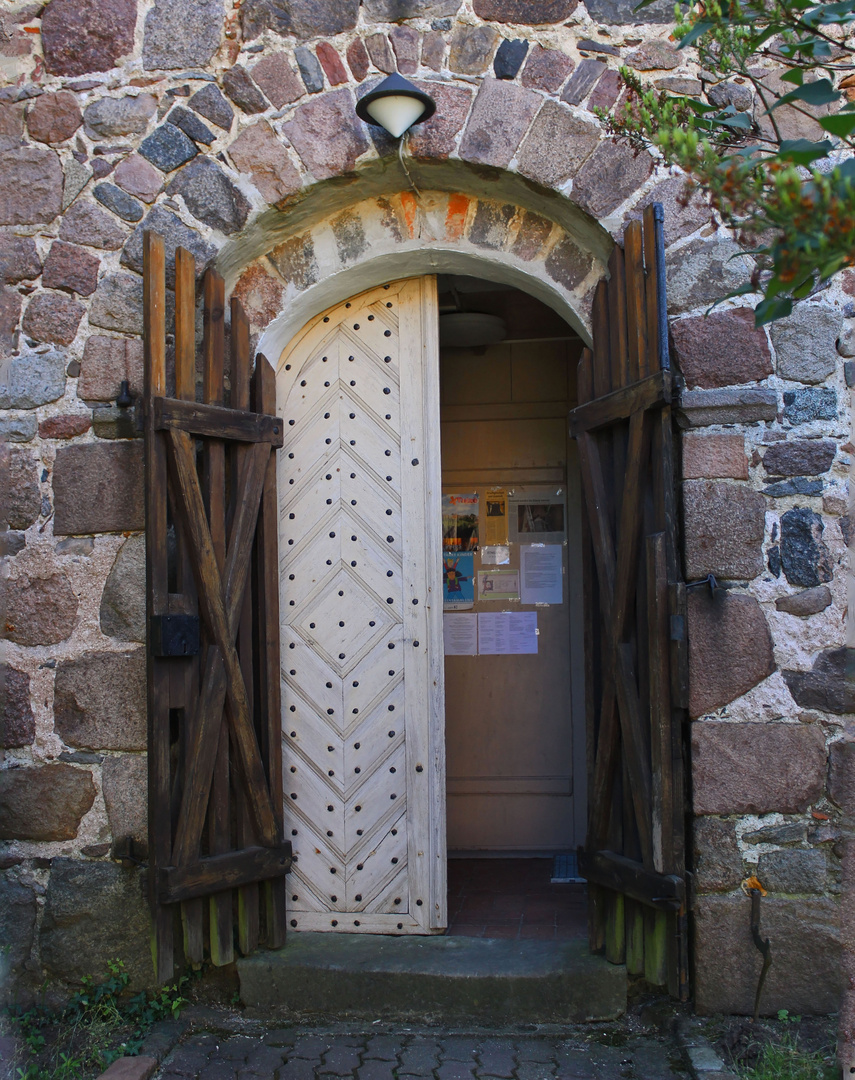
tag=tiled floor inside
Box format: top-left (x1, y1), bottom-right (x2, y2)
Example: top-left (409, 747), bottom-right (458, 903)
top-left (445, 857), bottom-right (588, 941)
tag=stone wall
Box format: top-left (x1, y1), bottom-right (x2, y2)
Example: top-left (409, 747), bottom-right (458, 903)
top-left (0, 0), bottom-right (851, 1011)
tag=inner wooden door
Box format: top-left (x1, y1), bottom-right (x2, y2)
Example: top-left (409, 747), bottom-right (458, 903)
top-left (276, 278), bottom-right (446, 933)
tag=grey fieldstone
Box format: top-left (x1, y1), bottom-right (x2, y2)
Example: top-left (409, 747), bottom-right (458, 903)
top-left (775, 585), bottom-right (833, 616)
top-left (22, 292), bottom-right (84, 346)
top-left (671, 308), bottom-right (772, 389)
top-left (561, 58), bottom-right (606, 105)
top-left (250, 53), bottom-right (304, 109)
top-left (625, 176), bottom-right (710, 246)
top-left (0, 416), bottom-right (37, 442)
top-left (666, 239), bottom-right (754, 314)
top-left (189, 83), bottom-right (234, 130)
top-left (572, 140), bottom-right (654, 218)
top-left (80, 334), bottom-right (144, 401)
top-left (168, 105), bottom-right (215, 145)
top-left (0, 349), bottom-right (66, 408)
top-left (743, 821), bottom-right (808, 845)
top-left (758, 849), bottom-right (826, 894)
top-left (295, 47), bottom-right (325, 94)
top-left (3, 446), bottom-right (40, 530)
top-left (783, 387), bottom-right (837, 425)
top-left (517, 100), bottom-right (599, 189)
top-left (40, 858), bottom-right (151, 988)
top-left (0, 877), bottom-right (36, 992)
top-left (166, 157), bottom-right (250, 234)
top-left (2, 666), bottom-right (35, 748)
top-left (763, 439), bottom-right (835, 476)
top-left (92, 403), bottom-right (141, 439)
top-left (41, 0), bottom-right (137, 77)
top-left (781, 507), bottom-right (832, 587)
top-left (83, 95), bottom-right (158, 139)
top-left (60, 200), bottom-right (126, 249)
top-left (54, 650), bottom-right (146, 751)
top-left (544, 236), bottom-right (594, 292)
top-left (626, 39), bottom-right (680, 69)
top-left (771, 303), bottom-right (841, 384)
top-left (0, 146), bottom-right (63, 225)
top-left (284, 89), bottom-right (369, 180)
top-left (113, 154), bottom-right (163, 203)
top-left (228, 120), bottom-right (301, 205)
top-left (677, 387), bottom-right (778, 427)
top-left (4, 571), bottom-right (79, 645)
top-left (0, 285), bottom-right (20, 358)
top-left (583, 0), bottom-right (673, 22)
top-left (693, 816), bottom-right (743, 892)
top-left (364, 33), bottom-right (394, 75)
top-left (0, 532), bottom-right (26, 557)
top-left (223, 64), bottom-right (269, 113)
top-left (708, 80), bottom-right (754, 111)
top-left (93, 181), bottom-right (144, 222)
top-left (102, 754), bottom-right (147, 844)
top-left (100, 534), bottom-right (145, 641)
top-left (828, 739), bottom-right (855, 812)
top-left (0, 765), bottom-right (96, 842)
top-left (783, 647), bottom-right (855, 715)
top-left (459, 78), bottom-right (541, 169)
top-left (521, 45), bottom-right (575, 93)
top-left (42, 240), bottom-right (100, 296)
top-left (450, 25), bottom-right (500, 76)
top-left (28, 91), bottom-right (82, 145)
top-left (143, 0), bottom-right (224, 71)
top-left (122, 205), bottom-right (217, 287)
top-left (687, 590), bottom-right (775, 717)
top-left (408, 82), bottom-right (473, 160)
top-left (88, 273), bottom-right (145, 335)
top-left (347, 38), bottom-right (371, 81)
top-left (363, 0), bottom-right (461, 16)
top-left (683, 480), bottom-right (766, 580)
top-left (473, 0), bottom-right (578, 21)
top-left (139, 123), bottom-right (199, 172)
top-left (692, 721), bottom-right (827, 815)
top-left (764, 477), bottom-right (824, 498)
top-left (0, 235), bottom-right (41, 283)
top-left (682, 432), bottom-right (748, 480)
top-left (389, 28), bottom-right (419, 75)
top-left (62, 156), bottom-right (92, 210)
top-left (240, 0), bottom-right (360, 40)
top-left (53, 441), bottom-right (144, 534)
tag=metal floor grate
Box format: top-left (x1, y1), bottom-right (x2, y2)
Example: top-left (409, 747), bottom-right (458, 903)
top-left (551, 853), bottom-right (585, 883)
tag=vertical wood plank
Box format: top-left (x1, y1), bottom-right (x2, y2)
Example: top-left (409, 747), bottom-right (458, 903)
top-left (644, 907), bottom-right (668, 986)
top-left (606, 246), bottom-right (630, 391)
top-left (647, 533), bottom-right (671, 876)
top-left (604, 890), bottom-right (626, 965)
top-left (144, 230), bottom-right (173, 984)
top-left (623, 220), bottom-right (648, 383)
top-left (625, 899), bottom-right (645, 976)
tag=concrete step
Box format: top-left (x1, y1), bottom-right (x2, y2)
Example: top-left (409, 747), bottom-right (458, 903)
top-left (237, 933), bottom-right (626, 1024)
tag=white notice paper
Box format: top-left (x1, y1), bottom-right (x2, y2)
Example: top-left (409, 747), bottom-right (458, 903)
top-left (443, 613), bottom-right (478, 656)
top-left (520, 544), bottom-right (563, 605)
top-left (477, 611), bottom-right (538, 655)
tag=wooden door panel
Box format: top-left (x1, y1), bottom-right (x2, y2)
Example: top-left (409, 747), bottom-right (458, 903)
top-left (279, 278), bottom-right (445, 935)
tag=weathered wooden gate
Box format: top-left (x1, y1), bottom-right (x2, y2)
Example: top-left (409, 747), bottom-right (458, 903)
top-left (143, 231), bottom-right (291, 981)
top-left (568, 204), bottom-right (689, 999)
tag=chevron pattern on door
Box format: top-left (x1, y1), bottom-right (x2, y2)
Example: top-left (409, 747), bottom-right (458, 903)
top-left (277, 278), bottom-right (446, 934)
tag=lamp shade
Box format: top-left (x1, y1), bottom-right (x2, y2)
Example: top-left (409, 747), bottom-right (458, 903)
top-left (355, 73), bottom-right (436, 137)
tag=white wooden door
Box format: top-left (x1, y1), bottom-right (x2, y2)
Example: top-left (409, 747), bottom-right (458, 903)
top-left (276, 278), bottom-right (446, 933)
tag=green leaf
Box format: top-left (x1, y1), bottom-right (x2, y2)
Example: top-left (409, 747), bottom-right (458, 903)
top-left (780, 68), bottom-right (805, 85)
top-left (819, 112), bottom-right (855, 136)
top-left (754, 296), bottom-right (793, 325)
top-left (677, 20), bottom-right (715, 46)
top-left (770, 78), bottom-right (840, 108)
top-left (775, 137), bottom-right (834, 163)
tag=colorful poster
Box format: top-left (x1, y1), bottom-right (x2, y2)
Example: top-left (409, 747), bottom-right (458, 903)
top-left (477, 569), bottom-right (520, 601)
top-left (442, 493), bottom-right (479, 552)
top-left (443, 613), bottom-right (478, 655)
top-left (484, 488), bottom-right (508, 546)
top-left (443, 551), bottom-right (475, 610)
top-left (481, 544), bottom-right (510, 565)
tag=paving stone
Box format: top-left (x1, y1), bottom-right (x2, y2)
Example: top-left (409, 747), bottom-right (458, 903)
top-left (113, 154), bottom-right (163, 204)
top-left (357, 1062), bottom-right (397, 1080)
top-left (390, 26), bottom-right (420, 75)
top-left (280, 1061), bottom-right (320, 1080)
top-left (251, 52), bottom-right (304, 108)
top-left (515, 1063), bottom-right (557, 1080)
top-left (776, 583), bottom-right (834, 615)
top-left (682, 432), bottom-right (748, 480)
top-left (517, 100), bottom-right (599, 188)
top-left (781, 506), bottom-right (832, 587)
top-left (240, 0), bottom-right (360, 40)
top-left (783, 647), bottom-right (855, 715)
top-left (459, 78), bottom-right (541, 168)
top-left (561, 58), bottom-right (606, 104)
top-left (677, 387), bottom-right (778, 427)
top-left (692, 721), bottom-right (827, 815)
top-left (143, 0), bottom-right (224, 71)
top-left (421, 30), bottom-right (446, 71)
top-left (365, 34), bottom-right (395, 75)
top-left (572, 139), bottom-right (654, 218)
top-left (473, 0), bottom-right (578, 20)
top-left (228, 120), bottom-right (301, 204)
top-left (665, 239), bottom-right (754, 314)
top-left (770, 302), bottom-right (841, 384)
top-left (3, 666), bottom-right (35, 747)
top-left (763, 439), bottom-right (835, 476)
top-left (166, 157), bottom-right (250, 234)
top-left (398, 1039), bottom-right (442, 1075)
top-left (671, 308), bottom-right (772, 389)
top-left (60, 199), bottom-right (126, 249)
top-left (319, 1045), bottom-right (361, 1072)
top-left (363, 1035), bottom-right (402, 1060)
top-left (41, 0), bottom-right (137, 76)
top-left (493, 37), bottom-right (529, 79)
top-left (55, 650), bottom-right (146, 750)
top-left (39, 414), bottom-right (91, 438)
top-left (22, 291), bottom-right (84, 345)
top-left (693, 816), bottom-right (743, 892)
top-left (347, 38), bottom-right (371, 81)
top-left (0, 146), bottom-right (63, 224)
top-left (521, 45), bottom-right (574, 92)
top-left (53, 440), bottom-right (144, 534)
top-left (168, 106), bottom-right (215, 145)
top-left (409, 83), bottom-right (473, 159)
top-left (687, 590), bottom-right (775, 716)
top-left (0, 765), bottom-right (96, 841)
top-left (683, 480), bottom-right (765, 580)
top-left (0, 234), bottom-right (41, 283)
top-left (224, 64), bottom-right (269, 114)
top-left (284, 89), bottom-right (369, 180)
top-left (42, 240), bottom-right (100, 296)
top-left (139, 123), bottom-right (199, 172)
top-left (626, 38), bottom-right (680, 69)
top-left (783, 387), bottom-right (837, 425)
top-left (88, 272), bottom-right (145, 334)
top-left (189, 83), bottom-right (235, 130)
top-left (0, 348), bottom-right (67, 408)
top-left (83, 94), bottom-right (158, 138)
top-left (27, 90), bottom-right (82, 143)
top-left (4, 569), bottom-right (79, 644)
top-left (449, 24), bottom-right (500, 74)
top-left (122, 205), bottom-right (217, 287)
top-left (436, 1064), bottom-right (476, 1080)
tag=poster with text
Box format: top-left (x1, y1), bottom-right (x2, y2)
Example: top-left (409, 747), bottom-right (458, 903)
top-left (442, 493), bottom-right (479, 552)
top-left (484, 488), bottom-right (508, 546)
top-left (443, 551), bottom-right (475, 610)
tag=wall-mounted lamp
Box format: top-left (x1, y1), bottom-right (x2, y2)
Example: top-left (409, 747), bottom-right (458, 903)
top-left (355, 73), bottom-right (436, 138)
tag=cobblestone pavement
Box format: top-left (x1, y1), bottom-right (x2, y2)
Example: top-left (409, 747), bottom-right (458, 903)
top-left (154, 1025), bottom-right (692, 1080)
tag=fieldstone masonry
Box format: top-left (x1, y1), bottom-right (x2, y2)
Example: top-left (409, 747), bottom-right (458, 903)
top-left (0, 0), bottom-right (851, 1015)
